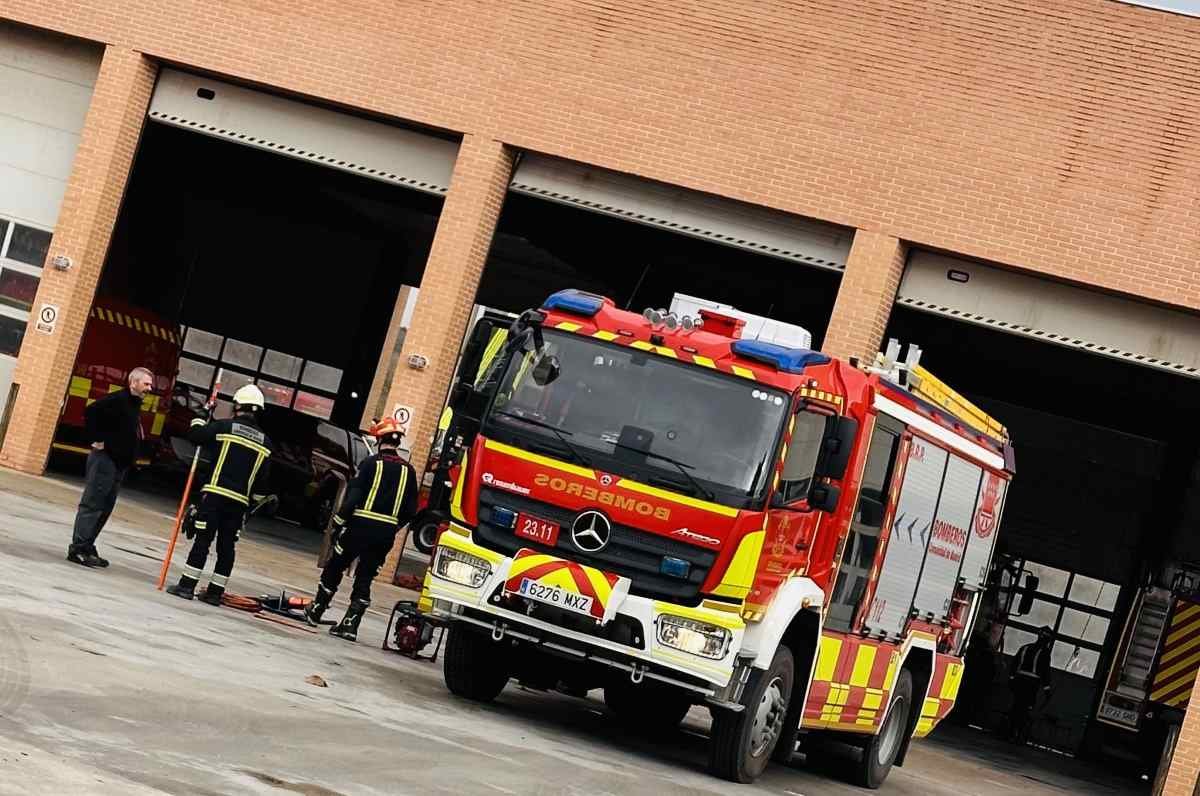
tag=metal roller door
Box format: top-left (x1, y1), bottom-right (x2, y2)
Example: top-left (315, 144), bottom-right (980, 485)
top-left (148, 69), bottom-right (458, 195)
top-left (509, 154), bottom-right (853, 270)
top-left (898, 250), bottom-right (1200, 378)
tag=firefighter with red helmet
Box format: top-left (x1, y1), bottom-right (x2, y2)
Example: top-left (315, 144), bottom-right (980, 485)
top-left (304, 417), bottom-right (419, 641)
top-left (167, 384), bottom-right (274, 604)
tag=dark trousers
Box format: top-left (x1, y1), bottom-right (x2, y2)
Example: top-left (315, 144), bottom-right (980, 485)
top-left (71, 451), bottom-right (125, 551)
top-left (319, 519), bottom-right (396, 603)
top-left (1008, 678), bottom-right (1041, 741)
top-left (179, 493), bottom-right (245, 589)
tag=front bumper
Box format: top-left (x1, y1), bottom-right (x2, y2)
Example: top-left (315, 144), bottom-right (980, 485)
top-left (424, 525), bottom-right (747, 695)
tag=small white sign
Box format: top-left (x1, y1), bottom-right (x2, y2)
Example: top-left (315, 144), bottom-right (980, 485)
top-left (35, 303), bottom-right (59, 335)
top-left (392, 404), bottom-right (413, 433)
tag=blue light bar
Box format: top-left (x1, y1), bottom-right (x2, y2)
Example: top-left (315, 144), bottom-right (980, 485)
top-left (542, 289), bottom-right (606, 317)
top-left (731, 340), bottom-right (830, 374)
top-left (660, 556), bottom-right (691, 579)
top-left (491, 506), bottom-right (517, 529)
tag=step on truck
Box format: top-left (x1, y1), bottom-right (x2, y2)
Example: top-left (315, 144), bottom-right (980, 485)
top-left (420, 289), bottom-right (1015, 787)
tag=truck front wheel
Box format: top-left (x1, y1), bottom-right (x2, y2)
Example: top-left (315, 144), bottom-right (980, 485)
top-left (604, 679), bottom-right (692, 731)
top-left (443, 625), bottom-right (511, 702)
top-left (855, 669), bottom-right (913, 789)
top-left (709, 645), bottom-right (794, 783)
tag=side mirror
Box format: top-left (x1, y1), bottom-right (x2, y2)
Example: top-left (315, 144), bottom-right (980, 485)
top-left (1017, 574), bottom-right (1040, 615)
top-left (856, 494), bottom-right (884, 527)
top-left (532, 353), bottom-right (561, 386)
top-left (809, 483), bottom-right (841, 513)
top-left (814, 416), bottom-right (859, 481)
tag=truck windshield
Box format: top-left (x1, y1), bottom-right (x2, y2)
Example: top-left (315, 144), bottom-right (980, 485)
top-left (483, 330), bottom-right (789, 508)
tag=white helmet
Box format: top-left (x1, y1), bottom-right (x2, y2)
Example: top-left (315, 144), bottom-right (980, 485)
top-left (232, 383), bottom-right (265, 410)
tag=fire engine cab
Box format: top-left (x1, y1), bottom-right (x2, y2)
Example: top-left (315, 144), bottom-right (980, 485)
top-left (420, 289), bottom-right (1014, 787)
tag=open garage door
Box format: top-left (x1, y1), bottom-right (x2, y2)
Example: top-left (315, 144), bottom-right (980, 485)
top-left (889, 250), bottom-right (1200, 775)
top-left (149, 69), bottom-right (457, 195)
top-left (0, 24), bottom-right (101, 418)
top-left (510, 154), bottom-right (851, 270)
top-left (898, 250), bottom-right (1200, 378)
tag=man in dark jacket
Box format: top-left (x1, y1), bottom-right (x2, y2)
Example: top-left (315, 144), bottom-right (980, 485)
top-left (67, 367), bottom-right (154, 568)
top-left (304, 417), bottom-right (418, 641)
top-left (166, 384), bottom-right (273, 605)
top-left (1008, 625), bottom-right (1054, 743)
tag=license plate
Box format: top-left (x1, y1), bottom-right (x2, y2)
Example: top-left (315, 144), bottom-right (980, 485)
top-left (515, 512), bottom-right (559, 546)
top-left (518, 578), bottom-right (594, 616)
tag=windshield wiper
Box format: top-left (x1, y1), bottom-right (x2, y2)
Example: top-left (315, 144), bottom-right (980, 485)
top-left (609, 442), bottom-right (716, 502)
top-left (492, 411), bottom-right (592, 467)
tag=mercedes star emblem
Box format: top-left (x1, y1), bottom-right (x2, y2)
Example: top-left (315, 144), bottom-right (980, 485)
top-left (571, 510), bottom-right (611, 553)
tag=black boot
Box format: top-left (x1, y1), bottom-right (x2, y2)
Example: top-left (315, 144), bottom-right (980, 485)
top-left (67, 545), bottom-right (103, 568)
top-left (329, 598), bottom-right (369, 642)
top-left (199, 583), bottom-right (225, 606)
top-left (304, 584), bottom-right (333, 627)
top-left (86, 545), bottom-right (110, 568)
top-left (166, 575), bottom-right (198, 600)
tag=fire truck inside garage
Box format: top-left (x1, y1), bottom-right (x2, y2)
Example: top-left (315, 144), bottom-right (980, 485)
top-left (886, 250), bottom-right (1200, 781)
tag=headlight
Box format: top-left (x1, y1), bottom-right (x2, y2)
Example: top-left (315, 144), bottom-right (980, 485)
top-left (433, 547), bottom-right (492, 588)
top-left (657, 615), bottom-right (731, 660)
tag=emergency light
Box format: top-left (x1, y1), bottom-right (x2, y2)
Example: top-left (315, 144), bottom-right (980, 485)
top-left (543, 289), bottom-right (605, 316)
top-left (731, 340), bottom-right (830, 374)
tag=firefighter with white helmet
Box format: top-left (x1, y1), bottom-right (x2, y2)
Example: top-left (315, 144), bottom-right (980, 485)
top-left (167, 384), bottom-right (274, 604)
top-left (304, 417), bottom-right (419, 641)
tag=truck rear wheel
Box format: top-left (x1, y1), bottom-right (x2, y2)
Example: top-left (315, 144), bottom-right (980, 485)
top-left (709, 645), bottom-right (794, 783)
top-left (443, 625), bottom-right (511, 702)
top-left (604, 679), bottom-right (692, 731)
top-left (855, 669), bottom-right (913, 789)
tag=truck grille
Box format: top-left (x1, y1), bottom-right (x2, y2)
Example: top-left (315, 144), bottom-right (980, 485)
top-left (474, 488), bottom-right (718, 605)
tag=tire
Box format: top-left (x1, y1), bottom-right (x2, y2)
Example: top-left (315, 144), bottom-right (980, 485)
top-left (855, 670), bottom-right (913, 789)
top-left (709, 645), bottom-right (794, 783)
top-left (771, 665), bottom-right (808, 765)
top-left (412, 517), bottom-right (440, 555)
top-left (443, 625), bottom-right (511, 702)
top-left (604, 679), bottom-right (692, 732)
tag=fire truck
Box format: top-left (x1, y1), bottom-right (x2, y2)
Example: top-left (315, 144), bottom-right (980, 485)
top-left (53, 297), bottom-right (181, 466)
top-left (420, 289), bottom-right (1014, 786)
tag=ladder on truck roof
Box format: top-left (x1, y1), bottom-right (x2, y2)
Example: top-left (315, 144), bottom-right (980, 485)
top-left (867, 339), bottom-right (1009, 445)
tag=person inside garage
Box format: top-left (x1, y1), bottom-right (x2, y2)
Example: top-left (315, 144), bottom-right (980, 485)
top-left (304, 417), bottom-right (418, 642)
top-left (1008, 625), bottom-right (1055, 743)
top-left (166, 384), bottom-right (274, 604)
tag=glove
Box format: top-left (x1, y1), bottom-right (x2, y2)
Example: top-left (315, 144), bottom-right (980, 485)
top-left (182, 504), bottom-right (199, 540)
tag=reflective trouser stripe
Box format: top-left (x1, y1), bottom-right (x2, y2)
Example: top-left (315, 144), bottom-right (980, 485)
top-left (182, 565), bottom-right (203, 579)
top-left (210, 573), bottom-right (229, 587)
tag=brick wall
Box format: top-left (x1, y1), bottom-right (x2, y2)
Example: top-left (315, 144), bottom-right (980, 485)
top-left (0, 46), bottom-right (156, 473)
top-left (823, 231), bottom-right (907, 362)
top-left (4, 0), bottom-right (1199, 311)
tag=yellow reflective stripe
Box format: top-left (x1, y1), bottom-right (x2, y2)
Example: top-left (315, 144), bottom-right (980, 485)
top-left (850, 645), bottom-right (877, 687)
top-left (555, 321), bottom-right (582, 332)
top-left (731, 365), bottom-right (756, 380)
top-left (353, 509), bottom-right (398, 523)
top-left (214, 433), bottom-right (271, 459)
top-left (364, 460), bottom-right (384, 514)
top-left (692, 355), bottom-right (716, 368)
top-left (248, 451), bottom-right (267, 491)
top-left (508, 553), bottom-right (563, 580)
top-left (450, 451), bottom-right (468, 522)
top-left (592, 330), bottom-right (619, 342)
top-left (711, 530), bottom-right (763, 599)
top-left (151, 413), bottom-right (166, 436)
top-left (201, 484), bottom-right (250, 505)
top-left (51, 443), bottom-right (93, 455)
top-left (616, 476), bottom-right (739, 518)
top-left (391, 465), bottom-right (408, 518)
top-left (211, 440), bottom-right (231, 486)
top-left (941, 662), bottom-right (965, 700)
top-left (484, 438), bottom-right (595, 480)
top-left (68, 376), bottom-right (91, 398)
top-left (629, 340), bottom-right (654, 351)
top-left (815, 635), bottom-right (842, 682)
top-left (474, 328), bottom-right (509, 386)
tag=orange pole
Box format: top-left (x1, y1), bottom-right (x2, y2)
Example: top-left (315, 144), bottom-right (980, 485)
top-left (156, 368), bottom-right (222, 590)
top-left (156, 453), bottom-right (200, 590)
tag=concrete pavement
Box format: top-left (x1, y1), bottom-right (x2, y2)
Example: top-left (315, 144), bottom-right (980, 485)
top-left (0, 469), bottom-right (1144, 795)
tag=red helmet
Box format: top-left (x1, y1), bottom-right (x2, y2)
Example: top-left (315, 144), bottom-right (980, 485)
top-left (369, 417), bottom-right (405, 444)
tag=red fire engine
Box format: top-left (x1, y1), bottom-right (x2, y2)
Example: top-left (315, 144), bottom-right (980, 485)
top-left (420, 289), bottom-right (1014, 787)
top-left (54, 298), bottom-right (181, 466)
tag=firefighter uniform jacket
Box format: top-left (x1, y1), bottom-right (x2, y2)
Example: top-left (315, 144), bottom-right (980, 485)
top-left (1012, 641), bottom-right (1053, 685)
top-left (336, 450), bottom-right (418, 530)
top-left (187, 414), bottom-right (273, 507)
